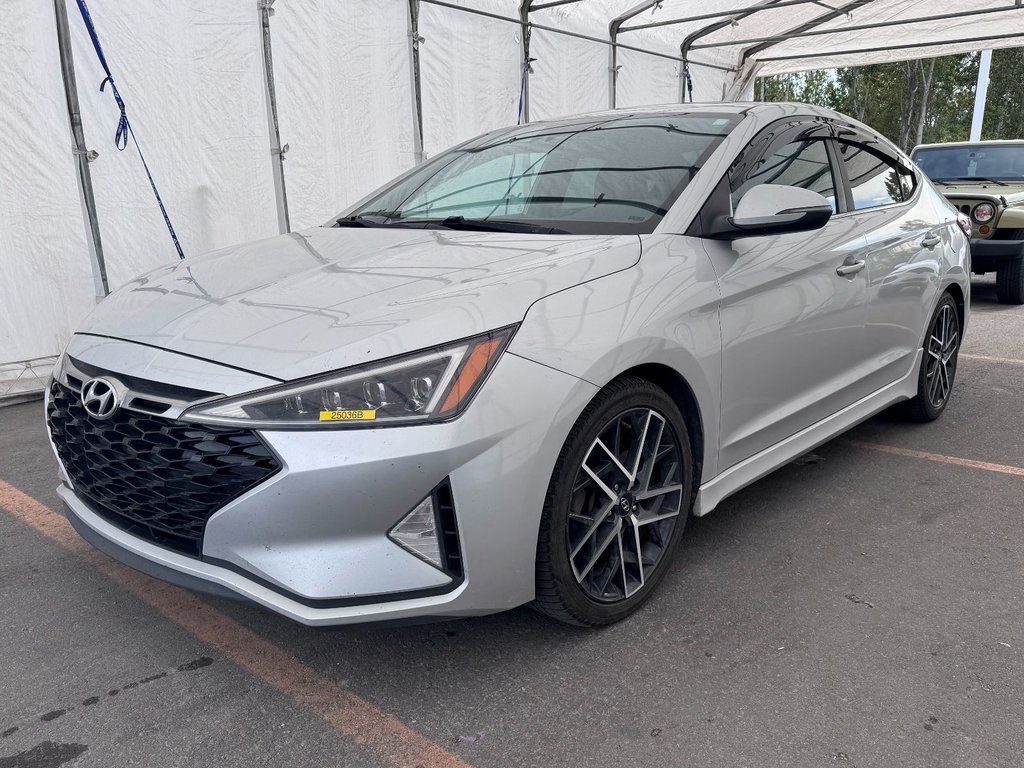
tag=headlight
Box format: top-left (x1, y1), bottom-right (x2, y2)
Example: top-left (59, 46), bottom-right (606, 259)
top-left (181, 326), bottom-right (517, 429)
top-left (972, 202), bottom-right (996, 224)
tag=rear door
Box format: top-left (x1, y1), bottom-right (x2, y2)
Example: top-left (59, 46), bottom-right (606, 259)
top-left (833, 137), bottom-right (941, 390)
top-left (699, 120), bottom-right (874, 470)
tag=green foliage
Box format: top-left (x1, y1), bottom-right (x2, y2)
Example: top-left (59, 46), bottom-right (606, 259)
top-left (756, 47), bottom-right (1023, 151)
top-left (984, 48), bottom-right (1024, 140)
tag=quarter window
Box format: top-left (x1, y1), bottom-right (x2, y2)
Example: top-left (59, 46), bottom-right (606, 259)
top-left (838, 142), bottom-right (912, 210)
top-left (732, 139), bottom-right (838, 213)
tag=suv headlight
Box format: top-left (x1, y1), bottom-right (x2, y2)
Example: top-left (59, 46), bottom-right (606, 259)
top-left (972, 202), bottom-right (996, 224)
top-left (181, 326), bottom-right (517, 429)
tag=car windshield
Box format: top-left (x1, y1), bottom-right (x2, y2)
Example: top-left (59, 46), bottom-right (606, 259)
top-left (340, 113), bottom-right (742, 235)
top-left (912, 144), bottom-right (1024, 182)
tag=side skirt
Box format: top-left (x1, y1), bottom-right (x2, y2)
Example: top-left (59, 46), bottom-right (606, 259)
top-left (693, 348), bottom-right (922, 517)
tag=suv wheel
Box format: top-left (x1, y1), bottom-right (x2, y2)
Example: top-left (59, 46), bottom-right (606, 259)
top-left (996, 258), bottom-right (1024, 304)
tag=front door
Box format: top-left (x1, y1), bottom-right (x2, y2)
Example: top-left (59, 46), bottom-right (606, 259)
top-left (703, 136), bottom-right (873, 471)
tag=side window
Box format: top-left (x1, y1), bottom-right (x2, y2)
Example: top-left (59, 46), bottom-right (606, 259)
top-left (898, 168), bottom-right (916, 200)
top-left (732, 139), bottom-right (838, 213)
top-left (838, 142), bottom-right (910, 210)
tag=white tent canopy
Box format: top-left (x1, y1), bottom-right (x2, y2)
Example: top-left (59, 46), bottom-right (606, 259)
top-left (2, 0), bottom-right (1023, 398)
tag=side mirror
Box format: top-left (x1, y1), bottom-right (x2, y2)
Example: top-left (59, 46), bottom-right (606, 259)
top-left (709, 184), bottom-right (833, 239)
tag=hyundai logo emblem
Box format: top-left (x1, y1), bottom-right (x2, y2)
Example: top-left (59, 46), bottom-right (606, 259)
top-left (81, 377), bottom-right (120, 420)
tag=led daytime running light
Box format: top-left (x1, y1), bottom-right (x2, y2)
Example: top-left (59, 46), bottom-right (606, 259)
top-left (180, 326), bottom-right (516, 429)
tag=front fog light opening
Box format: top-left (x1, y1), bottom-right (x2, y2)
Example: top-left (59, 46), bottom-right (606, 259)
top-left (388, 481), bottom-right (463, 579)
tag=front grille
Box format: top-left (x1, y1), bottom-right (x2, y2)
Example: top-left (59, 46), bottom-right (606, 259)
top-left (47, 380), bottom-right (281, 558)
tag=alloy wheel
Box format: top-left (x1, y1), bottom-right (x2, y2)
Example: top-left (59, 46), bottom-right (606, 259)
top-left (566, 407), bottom-right (684, 603)
top-left (924, 303), bottom-right (958, 409)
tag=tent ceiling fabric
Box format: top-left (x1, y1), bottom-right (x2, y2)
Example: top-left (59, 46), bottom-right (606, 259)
top-left (2, 0), bottom-right (1022, 378)
top-left (512, 0), bottom-right (1024, 97)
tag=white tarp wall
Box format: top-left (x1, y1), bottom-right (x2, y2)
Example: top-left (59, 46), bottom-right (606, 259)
top-left (3, 0), bottom-right (1024, 397)
top-left (273, 2), bottom-right (417, 229)
top-left (1, 1), bottom-right (95, 394)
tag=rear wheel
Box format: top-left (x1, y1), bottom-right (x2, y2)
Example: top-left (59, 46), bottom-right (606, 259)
top-left (907, 293), bottom-right (960, 422)
top-left (533, 377), bottom-right (694, 626)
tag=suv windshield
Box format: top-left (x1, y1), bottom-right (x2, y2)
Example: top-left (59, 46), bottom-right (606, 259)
top-left (340, 113), bottom-right (742, 235)
top-left (912, 144), bottom-right (1024, 182)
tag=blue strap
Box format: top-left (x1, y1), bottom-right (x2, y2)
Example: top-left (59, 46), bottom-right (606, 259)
top-left (75, 0), bottom-right (185, 260)
top-left (517, 61), bottom-right (528, 125)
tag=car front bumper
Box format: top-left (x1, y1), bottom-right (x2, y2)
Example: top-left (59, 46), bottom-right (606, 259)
top-left (50, 338), bottom-right (598, 625)
top-left (970, 238), bottom-right (1024, 272)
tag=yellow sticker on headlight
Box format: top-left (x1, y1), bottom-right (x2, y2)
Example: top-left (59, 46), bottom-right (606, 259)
top-left (319, 409), bottom-right (377, 422)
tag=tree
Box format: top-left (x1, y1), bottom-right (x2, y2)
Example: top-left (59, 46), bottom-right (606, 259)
top-left (983, 48), bottom-right (1024, 140)
top-left (755, 48), bottom-right (1006, 150)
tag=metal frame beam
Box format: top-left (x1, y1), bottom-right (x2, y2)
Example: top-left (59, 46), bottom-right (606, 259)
top-left (518, 1), bottom-right (535, 123)
top-left (620, 0), bottom-right (827, 33)
top-left (420, 0), bottom-right (695, 65)
top-left (53, 0), bottom-right (109, 298)
top-left (609, 1), bottom-right (663, 108)
top-left (755, 31), bottom-right (1024, 63)
top-left (407, 0), bottom-right (426, 163)
top-left (258, 0), bottom-right (290, 233)
top-left (692, 3), bottom-right (1022, 51)
top-left (731, 0), bottom-right (871, 99)
top-left (679, 0), bottom-right (785, 102)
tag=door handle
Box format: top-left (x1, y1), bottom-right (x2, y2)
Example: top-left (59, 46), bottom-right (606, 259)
top-left (836, 259), bottom-right (866, 277)
top-left (921, 233), bottom-right (941, 249)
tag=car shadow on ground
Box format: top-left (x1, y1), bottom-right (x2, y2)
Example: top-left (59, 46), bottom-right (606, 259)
top-left (969, 276), bottom-right (1013, 310)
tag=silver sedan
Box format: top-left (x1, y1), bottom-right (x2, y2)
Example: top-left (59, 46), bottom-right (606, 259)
top-left (47, 103), bottom-right (969, 626)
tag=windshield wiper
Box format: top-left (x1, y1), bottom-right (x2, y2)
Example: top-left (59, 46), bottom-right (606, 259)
top-left (400, 216), bottom-right (570, 234)
top-left (334, 210), bottom-right (403, 227)
top-left (941, 176), bottom-right (1007, 187)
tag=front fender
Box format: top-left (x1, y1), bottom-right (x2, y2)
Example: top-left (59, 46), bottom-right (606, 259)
top-left (509, 235), bottom-right (722, 478)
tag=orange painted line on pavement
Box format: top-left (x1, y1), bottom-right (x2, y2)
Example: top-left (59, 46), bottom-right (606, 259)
top-left (0, 481), bottom-right (473, 768)
top-left (960, 353), bottom-right (1024, 366)
top-left (849, 441), bottom-right (1024, 477)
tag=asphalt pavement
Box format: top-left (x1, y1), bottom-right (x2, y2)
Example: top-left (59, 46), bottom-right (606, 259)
top-left (1, 276), bottom-right (1022, 768)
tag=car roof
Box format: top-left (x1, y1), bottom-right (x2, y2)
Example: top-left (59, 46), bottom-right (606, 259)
top-left (529, 101), bottom-right (846, 127)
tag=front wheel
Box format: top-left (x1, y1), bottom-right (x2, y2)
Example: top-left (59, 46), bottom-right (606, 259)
top-left (907, 293), bottom-right (961, 422)
top-left (996, 259), bottom-right (1024, 304)
top-left (533, 377), bottom-right (694, 626)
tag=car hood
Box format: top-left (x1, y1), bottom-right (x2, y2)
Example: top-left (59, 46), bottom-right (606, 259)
top-left (78, 227), bottom-right (640, 381)
top-left (937, 182), bottom-right (1024, 203)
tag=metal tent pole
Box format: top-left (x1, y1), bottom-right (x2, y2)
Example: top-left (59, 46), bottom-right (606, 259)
top-left (259, 0), bottom-right (290, 233)
top-left (518, 1), bottom-right (533, 123)
top-left (420, 1), bottom-right (702, 67)
top-left (970, 49), bottom-right (992, 142)
top-left (53, 0), bottom-right (109, 299)
top-left (609, 2), bottom-right (663, 109)
top-left (407, 0), bottom-right (426, 163)
top-left (697, 3), bottom-right (1019, 51)
top-left (679, 0), bottom-right (785, 102)
top-left (756, 32), bottom-right (1024, 62)
top-left (621, 0), bottom-right (823, 32)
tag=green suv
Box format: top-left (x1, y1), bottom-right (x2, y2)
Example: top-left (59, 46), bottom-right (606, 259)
top-left (911, 140), bottom-right (1024, 304)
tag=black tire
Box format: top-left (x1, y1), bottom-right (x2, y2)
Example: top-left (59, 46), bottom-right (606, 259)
top-left (906, 293), bottom-right (960, 422)
top-left (996, 258), bottom-right (1024, 304)
top-left (533, 376), bottom-right (694, 626)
